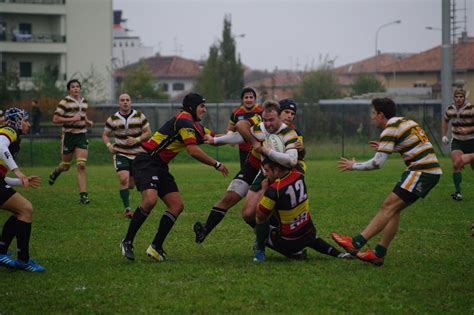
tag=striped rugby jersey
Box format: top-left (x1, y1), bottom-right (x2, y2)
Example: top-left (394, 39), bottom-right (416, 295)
top-left (377, 117), bottom-right (441, 174)
top-left (258, 170), bottom-right (313, 239)
top-left (228, 104), bottom-right (263, 152)
top-left (104, 110), bottom-right (150, 159)
top-left (0, 110), bottom-right (5, 127)
top-left (247, 122), bottom-right (299, 170)
top-left (54, 95), bottom-right (89, 134)
top-left (443, 102), bottom-right (474, 141)
top-left (0, 126), bottom-right (20, 177)
top-left (141, 111), bottom-right (215, 164)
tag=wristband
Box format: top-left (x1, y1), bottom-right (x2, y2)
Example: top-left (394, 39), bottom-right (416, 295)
top-left (214, 161), bottom-right (221, 169)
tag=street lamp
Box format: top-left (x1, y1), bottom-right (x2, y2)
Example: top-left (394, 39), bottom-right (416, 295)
top-left (425, 26), bottom-right (442, 31)
top-left (375, 19), bottom-right (402, 74)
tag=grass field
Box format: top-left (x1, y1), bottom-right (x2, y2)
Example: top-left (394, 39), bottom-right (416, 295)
top-left (0, 159), bottom-right (473, 314)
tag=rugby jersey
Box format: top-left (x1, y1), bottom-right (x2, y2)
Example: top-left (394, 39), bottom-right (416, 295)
top-left (247, 122), bottom-right (299, 170)
top-left (258, 170), bottom-right (313, 239)
top-left (141, 111), bottom-right (214, 164)
top-left (288, 122), bottom-right (306, 173)
top-left (54, 95), bottom-right (88, 134)
top-left (443, 102), bottom-right (474, 141)
top-left (0, 126), bottom-right (20, 178)
top-left (0, 110), bottom-right (5, 127)
top-left (377, 117), bottom-right (441, 174)
top-left (104, 110), bottom-right (150, 159)
top-left (228, 104), bottom-right (263, 152)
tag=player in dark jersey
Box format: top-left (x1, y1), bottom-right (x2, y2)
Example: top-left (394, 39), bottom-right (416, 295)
top-left (120, 93), bottom-right (229, 262)
top-left (227, 87), bottom-right (263, 168)
top-left (0, 108), bottom-right (44, 272)
top-left (253, 157), bottom-right (351, 262)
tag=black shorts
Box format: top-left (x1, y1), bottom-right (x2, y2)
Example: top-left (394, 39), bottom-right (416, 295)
top-left (132, 154), bottom-right (178, 198)
top-left (271, 224), bottom-right (317, 256)
top-left (239, 150), bottom-right (249, 169)
top-left (0, 177), bottom-right (16, 205)
top-left (233, 162), bottom-right (260, 186)
top-left (451, 138), bottom-right (474, 153)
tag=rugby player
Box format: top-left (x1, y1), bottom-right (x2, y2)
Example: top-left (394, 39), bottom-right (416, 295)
top-left (441, 88), bottom-right (473, 201)
top-left (102, 93), bottom-right (151, 218)
top-left (48, 79), bottom-right (94, 204)
top-left (253, 158), bottom-right (352, 262)
top-left (0, 108), bottom-right (45, 272)
top-left (332, 98), bottom-right (442, 266)
top-left (120, 93), bottom-right (229, 262)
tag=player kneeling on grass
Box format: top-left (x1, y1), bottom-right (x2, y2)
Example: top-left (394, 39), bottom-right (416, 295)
top-left (253, 158), bottom-right (351, 262)
top-left (0, 108), bottom-right (45, 272)
top-left (332, 97), bottom-right (441, 266)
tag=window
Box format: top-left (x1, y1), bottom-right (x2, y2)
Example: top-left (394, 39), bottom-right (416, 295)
top-left (131, 42), bottom-right (134, 47)
top-left (19, 23), bottom-right (32, 35)
top-left (1, 62), bottom-right (6, 75)
top-left (160, 83), bottom-right (169, 91)
top-left (125, 42), bottom-right (128, 47)
top-left (119, 42), bottom-right (122, 47)
top-left (172, 83), bottom-right (184, 91)
top-left (113, 42), bottom-right (116, 47)
top-left (19, 62), bottom-right (32, 78)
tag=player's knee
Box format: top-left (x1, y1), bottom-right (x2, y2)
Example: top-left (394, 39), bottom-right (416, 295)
top-left (76, 159), bottom-right (87, 171)
top-left (59, 161), bottom-right (71, 171)
top-left (142, 196), bottom-right (158, 211)
top-left (18, 200), bottom-right (34, 220)
top-left (220, 191), bottom-right (241, 208)
top-left (169, 201), bottom-right (184, 216)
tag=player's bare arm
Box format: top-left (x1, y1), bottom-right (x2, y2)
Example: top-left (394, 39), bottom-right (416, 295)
top-left (186, 144), bottom-right (229, 176)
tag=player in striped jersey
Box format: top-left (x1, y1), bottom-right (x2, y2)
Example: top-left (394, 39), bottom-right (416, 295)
top-left (120, 93), bottom-right (229, 262)
top-left (102, 94), bottom-right (151, 218)
top-left (253, 158), bottom-right (352, 262)
top-left (193, 101), bottom-right (299, 244)
top-left (332, 98), bottom-right (441, 266)
top-left (227, 87), bottom-right (263, 168)
top-left (441, 88), bottom-right (473, 201)
top-left (0, 109), bottom-right (5, 127)
top-left (48, 79), bottom-right (94, 204)
top-left (0, 108), bottom-right (45, 272)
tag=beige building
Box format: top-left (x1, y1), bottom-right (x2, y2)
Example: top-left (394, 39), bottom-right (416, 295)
top-left (0, 0), bottom-right (113, 101)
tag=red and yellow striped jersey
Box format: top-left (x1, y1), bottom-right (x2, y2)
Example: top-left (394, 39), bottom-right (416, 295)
top-left (0, 126), bottom-right (20, 177)
top-left (228, 104), bottom-right (263, 152)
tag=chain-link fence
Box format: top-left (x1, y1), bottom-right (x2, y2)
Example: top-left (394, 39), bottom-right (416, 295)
top-left (18, 100), bottom-right (444, 166)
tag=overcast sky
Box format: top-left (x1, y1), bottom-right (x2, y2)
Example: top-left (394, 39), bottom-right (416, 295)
top-left (114, 0), bottom-right (474, 71)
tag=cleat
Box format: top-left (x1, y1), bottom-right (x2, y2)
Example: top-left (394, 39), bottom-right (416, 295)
top-left (124, 208), bottom-right (134, 219)
top-left (451, 192), bottom-right (463, 201)
top-left (193, 221), bottom-right (207, 243)
top-left (79, 195), bottom-right (91, 205)
top-left (330, 232), bottom-right (359, 255)
top-left (120, 240), bottom-right (135, 261)
top-left (253, 249), bottom-right (266, 262)
top-left (14, 259), bottom-right (46, 272)
top-left (0, 253), bottom-right (16, 268)
top-left (356, 249), bottom-right (384, 266)
top-left (289, 248), bottom-right (308, 260)
top-left (146, 245), bottom-right (167, 262)
top-left (337, 252), bottom-right (354, 259)
top-left (48, 171), bottom-right (59, 186)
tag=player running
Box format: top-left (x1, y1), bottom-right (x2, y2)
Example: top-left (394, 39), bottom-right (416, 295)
top-left (120, 93), bottom-right (228, 262)
top-left (332, 98), bottom-right (441, 266)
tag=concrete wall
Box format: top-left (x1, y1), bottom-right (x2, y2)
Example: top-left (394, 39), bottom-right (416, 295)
top-left (66, 0), bottom-right (113, 101)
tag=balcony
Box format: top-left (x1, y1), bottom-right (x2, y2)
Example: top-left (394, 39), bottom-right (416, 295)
top-left (1, 32), bottom-right (65, 43)
top-left (0, 0), bottom-right (66, 14)
top-left (0, 0), bottom-right (65, 4)
top-left (0, 32), bottom-right (66, 53)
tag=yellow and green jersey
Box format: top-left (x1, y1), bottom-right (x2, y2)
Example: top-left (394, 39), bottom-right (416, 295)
top-left (443, 102), bottom-right (474, 141)
top-left (54, 95), bottom-right (89, 134)
top-left (377, 117), bottom-right (441, 174)
top-left (104, 110), bottom-right (149, 159)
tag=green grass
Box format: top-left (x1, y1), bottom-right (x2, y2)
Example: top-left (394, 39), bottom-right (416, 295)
top-left (1, 159), bottom-right (472, 314)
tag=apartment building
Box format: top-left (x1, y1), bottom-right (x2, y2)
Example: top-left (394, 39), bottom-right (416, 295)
top-left (0, 0), bottom-right (113, 100)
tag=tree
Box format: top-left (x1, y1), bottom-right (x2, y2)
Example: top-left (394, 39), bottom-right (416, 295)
top-left (33, 65), bottom-right (63, 98)
top-left (0, 69), bottom-right (21, 102)
top-left (194, 45), bottom-right (223, 102)
top-left (295, 59), bottom-right (341, 104)
top-left (120, 60), bottom-right (168, 101)
top-left (195, 15), bottom-right (244, 102)
top-left (352, 74), bottom-right (385, 95)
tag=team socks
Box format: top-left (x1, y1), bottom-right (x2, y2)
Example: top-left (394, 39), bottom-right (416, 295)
top-left (453, 172), bottom-right (462, 193)
top-left (311, 237), bottom-right (343, 257)
top-left (124, 207), bottom-right (148, 243)
top-left (15, 220), bottom-right (31, 262)
top-left (0, 215), bottom-right (17, 254)
top-left (255, 223), bottom-right (269, 251)
top-left (352, 234), bottom-right (367, 249)
top-left (119, 189), bottom-right (130, 209)
top-left (374, 244), bottom-right (387, 258)
top-left (204, 207), bottom-right (227, 233)
top-left (152, 211), bottom-right (177, 250)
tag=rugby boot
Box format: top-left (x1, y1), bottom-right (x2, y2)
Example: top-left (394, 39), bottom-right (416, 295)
top-left (330, 232), bottom-right (359, 255)
top-left (14, 259), bottom-right (46, 272)
top-left (356, 248), bottom-right (384, 266)
top-left (193, 221), bottom-right (207, 243)
top-left (120, 240), bottom-right (135, 261)
top-left (146, 245), bottom-right (167, 262)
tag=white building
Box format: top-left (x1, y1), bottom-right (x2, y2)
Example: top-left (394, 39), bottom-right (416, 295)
top-left (112, 10), bottom-right (153, 68)
top-left (0, 0), bottom-right (113, 101)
